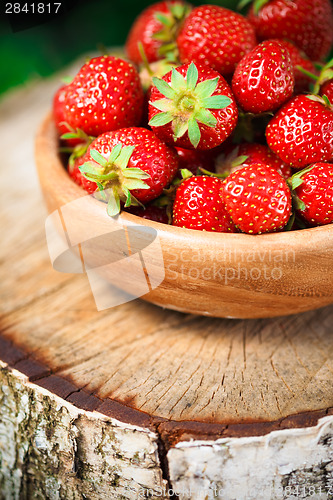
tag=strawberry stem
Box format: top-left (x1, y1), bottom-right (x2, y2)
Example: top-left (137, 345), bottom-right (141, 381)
top-left (138, 42), bottom-right (154, 77)
top-left (237, 0), bottom-right (253, 10)
top-left (295, 65), bottom-right (318, 82)
top-left (152, 2), bottom-right (191, 63)
top-left (304, 57), bottom-right (333, 94)
top-left (199, 167), bottom-right (229, 179)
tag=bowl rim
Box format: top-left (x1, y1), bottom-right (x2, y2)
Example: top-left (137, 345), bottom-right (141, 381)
top-left (36, 112), bottom-right (333, 246)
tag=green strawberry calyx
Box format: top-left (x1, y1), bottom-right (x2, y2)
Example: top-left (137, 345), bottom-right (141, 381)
top-left (61, 76), bottom-right (73, 85)
top-left (148, 62), bottom-right (232, 148)
top-left (305, 93), bottom-right (333, 110)
top-left (316, 57), bottom-right (333, 88)
top-left (60, 125), bottom-right (95, 173)
top-left (283, 212), bottom-right (296, 232)
top-left (79, 144), bottom-right (150, 217)
top-left (287, 165), bottom-right (316, 212)
top-left (61, 126), bottom-right (92, 143)
top-left (237, 0), bottom-right (270, 15)
top-left (153, 168), bottom-right (193, 223)
top-left (153, 2), bottom-right (192, 62)
top-left (215, 147), bottom-right (249, 177)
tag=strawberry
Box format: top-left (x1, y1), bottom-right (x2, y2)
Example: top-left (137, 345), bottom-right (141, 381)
top-left (176, 5), bottom-right (256, 76)
top-left (62, 56), bottom-right (144, 137)
top-left (176, 147), bottom-right (215, 176)
top-left (315, 59), bottom-right (333, 102)
top-left (172, 176), bottom-right (237, 232)
top-left (272, 39), bottom-right (318, 94)
top-left (246, 0), bottom-right (333, 62)
top-left (289, 162), bottom-right (333, 226)
top-left (321, 79), bottom-right (333, 103)
top-left (266, 94), bottom-right (333, 169)
top-left (53, 85), bottom-right (83, 147)
top-left (54, 84), bottom-right (97, 179)
top-left (148, 62), bottom-right (238, 150)
top-left (215, 143), bottom-right (292, 179)
top-left (77, 127), bottom-right (179, 215)
top-left (53, 85), bottom-right (71, 138)
top-left (125, 204), bottom-right (169, 224)
top-left (232, 40), bottom-right (294, 114)
top-left (125, 1), bottom-right (191, 65)
top-left (221, 164), bottom-right (292, 234)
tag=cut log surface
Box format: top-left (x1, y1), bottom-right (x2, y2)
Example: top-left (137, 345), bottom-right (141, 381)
top-left (0, 62), bottom-right (333, 500)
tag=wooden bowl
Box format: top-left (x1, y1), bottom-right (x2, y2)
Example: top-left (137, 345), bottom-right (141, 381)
top-left (35, 114), bottom-right (333, 319)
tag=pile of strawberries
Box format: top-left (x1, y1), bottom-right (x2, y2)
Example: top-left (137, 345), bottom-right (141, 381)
top-left (53, 0), bottom-right (333, 234)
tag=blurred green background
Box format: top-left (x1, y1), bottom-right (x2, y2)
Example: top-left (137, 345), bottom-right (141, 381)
top-left (1, 0), bottom-right (332, 96)
top-left (0, 0), bottom-right (236, 96)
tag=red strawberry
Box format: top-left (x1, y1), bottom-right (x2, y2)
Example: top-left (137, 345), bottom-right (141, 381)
top-left (216, 143), bottom-right (292, 179)
top-left (266, 94), bottom-right (333, 169)
top-left (62, 56), bottom-right (144, 137)
top-left (148, 62), bottom-right (238, 150)
top-left (53, 84), bottom-right (96, 170)
top-left (125, 204), bottom-right (169, 224)
top-left (321, 79), bottom-right (333, 103)
top-left (77, 127), bottom-right (179, 215)
top-left (176, 147), bottom-right (215, 176)
top-left (53, 85), bottom-right (71, 137)
top-left (246, 0), bottom-right (333, 62)
top-left (172, 176), bottom-right (237, 232)
top-left (272, 39), bottom-right (318, 94)
top-left (289, 162), bottom-right (333, 226)
top-left (125, 1), bottom-right (192, 65)
top-left (53, 86), bottom-right (83, 147)
top-left (232, 40), bottom-right (294, 114)
top-left (222, 164), bottom-right (292, 234)
top-left (176, 5), bottom-right (256, 76)
top-left (316, 59), bottom-right (333, 102)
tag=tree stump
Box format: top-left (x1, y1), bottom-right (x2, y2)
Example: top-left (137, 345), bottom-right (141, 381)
top-left (1, 66), bottom-right (333, 500)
